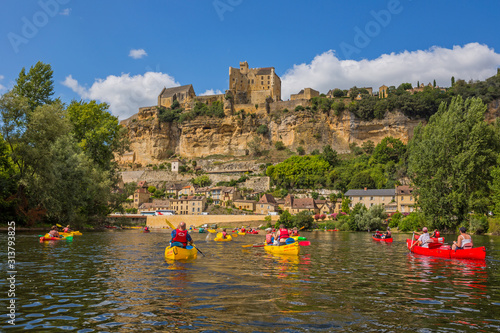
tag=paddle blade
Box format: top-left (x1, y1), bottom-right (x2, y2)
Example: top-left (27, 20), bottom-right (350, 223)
top-left (242, 244), bottom-right (253, 248)
top-left (232, 233), bottom-right (238, 237)
top-left (252, 244), bottom-right (265, 248)
top-left (299, 241), bottom-right (310, 246)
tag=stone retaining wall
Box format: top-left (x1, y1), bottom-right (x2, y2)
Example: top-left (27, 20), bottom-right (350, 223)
top-left (147, 215), bottom-right (278, 228)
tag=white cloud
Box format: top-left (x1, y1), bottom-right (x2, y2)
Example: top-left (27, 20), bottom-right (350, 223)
top-left (129, 49), bottom-right (148, 59)
top-left (200, 89), bottom-right (223, 96)
top-left (59, 8), bottom-right (71, 16)
top-left (0, 75), bottom-right (5, 92)
top-left (62, 72), bottom-right (179, 119)
top-left (281, 43), bottom-right (500, 99)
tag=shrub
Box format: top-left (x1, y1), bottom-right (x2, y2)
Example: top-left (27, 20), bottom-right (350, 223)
top-left (398, 212), bottom-right (426, 232)
top-left (275, 141), bottom-right (286, 150)
top-left (297, 146), bottom-right (305, 155)
top-left (295, 105), bottom-right (304, 111)
top-left (257, 125), bottom-right (269, 135)
top-left (389, 211), bottom-right (402, 228)
top-left (488, 218), bottom-right (500, 235)
top-left (465, 215), bottom-right (489, 234)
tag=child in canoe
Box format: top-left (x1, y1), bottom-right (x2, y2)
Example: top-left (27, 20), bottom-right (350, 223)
top-left (265, 228), bottom-right (274, 245)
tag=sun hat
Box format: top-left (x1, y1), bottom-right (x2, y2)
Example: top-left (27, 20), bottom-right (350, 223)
top-left (422, 227), bottom-right (428, 232)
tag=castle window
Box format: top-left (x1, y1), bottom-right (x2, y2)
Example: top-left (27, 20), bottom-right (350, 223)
top-left (268, 81), bottom-right (270, 84)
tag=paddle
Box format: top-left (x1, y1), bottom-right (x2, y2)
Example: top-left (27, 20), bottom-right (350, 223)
top-left (299, 241), bottom-right (310, 246)
top-left (409, 231), bottom-right (416, 252)
top-left (192, 244), bottom-right (205, 257)
top-left (242, 243), bottom-right (264, 248)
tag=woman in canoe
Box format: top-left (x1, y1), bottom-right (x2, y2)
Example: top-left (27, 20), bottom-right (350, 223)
top-left (291, 227), bottom-right (300, 237)
top-left (171, 222), bottom-right (193, 248)
top-left (452, 227), bottom-right (472, 250)
top-left (265, 228), bottom-right (274, 245)
top-left (382, 227), bottom-right (391, 239)
top-left (63, 225), bottom-right (71, 233)
top-left (221, 228), bottom-right (228, 239)
top-left (49, 226), bottom-right (61, 238)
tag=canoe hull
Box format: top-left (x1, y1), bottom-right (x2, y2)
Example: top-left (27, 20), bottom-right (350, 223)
top-left (165, 246), bottom-right (197, 260)
top-left (238, 232), bottom-right (246, 235)
top-left (214, 235), bottom-right (232, 242)
top-left (264, 242), bottom-right (300, 255)
top-left (372, 236), bottom-right (393, 242)
top-left (407, 239), bottom-right (485, 260)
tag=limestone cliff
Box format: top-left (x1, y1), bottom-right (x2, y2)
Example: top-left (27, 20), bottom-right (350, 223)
top-left (118, 107), bottom-right (423, 166)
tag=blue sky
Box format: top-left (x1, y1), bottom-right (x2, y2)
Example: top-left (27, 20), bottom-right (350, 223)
top-left (1, 0), bottom-right (500, 119)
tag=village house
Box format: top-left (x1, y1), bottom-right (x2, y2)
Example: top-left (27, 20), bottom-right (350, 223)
top-left (332, 198), bottom-right (343, 214)
top-left (133, 188), bottom-right (150, 209)
top-left (158, 84), bottom-right (196, 109)
top-left (171, 159), bottom-right (184, 173)
top-left (396, 185), bottom-right (417, 213)
top-left (284, 195), bottom-right (320, 215)
top-left (179, 185), bottom-right (197, 196)
top-left (344, 188), bottom-right (397, 214)
top-left (169, 196), bottom-right (206, 215)
top-left (229, 61), bottom-right (282, 104)
top-left (316, 200), bottom-right (332, 216)
top-left (233, 199), bottom-right (256, 212)
top-left (256, 194), bottom-right (280, 215)
top-left (221, 187), bottom-right (241, 205)
top-left (165, 183), bottom-right (184, 197)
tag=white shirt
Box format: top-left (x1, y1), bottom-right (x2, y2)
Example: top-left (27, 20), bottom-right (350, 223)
top-left (419, 233), bottom-right (430, 248)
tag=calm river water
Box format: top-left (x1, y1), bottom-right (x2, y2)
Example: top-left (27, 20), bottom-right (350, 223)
top-left (1, 230), bottom-right (500, 332)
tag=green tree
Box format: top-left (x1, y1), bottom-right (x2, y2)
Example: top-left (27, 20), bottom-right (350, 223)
top-left (321, 145), bottom-right (339, 167)
top-left (341, 197), bottom-right (351, 213)
top-left (12, 61), bottom-right (54, 111)
top-left (192, 175), bottom-right (212, 187)
top-left (361, 140), bottom-right (375, 154)
top-left (433, 79), bottom-right (436, 87)
top-left (147, 186), bottom-right (157, 193)
top-left (277, 210), bottom-right (293, 228)
top-left (256, 125), bottom-right (269, 135)
top-left (67, 100), bottom-right (125, 171)
top-left (296, 146), bottom-right (305, 155)
top-left (408, 96), bottom-right (499, 229)
top-left (355, 204), bottom-right (386, 231)
top-left (371, 137), bottom-right (406, 165)
top-left (311, 192), bottom-right (319, 200)
top-left (451, 76), bottom-right (455, 87)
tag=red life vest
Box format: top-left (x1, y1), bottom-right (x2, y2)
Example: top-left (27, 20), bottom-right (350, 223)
top-left (222, 232), bottom-right (227, 239)
top-left (173, 229), bottom-right (188, 246)
top-left (279, 228), bottom-right (289, 239)
top-left (241, 228), bottom-right (246, 232)
top-left (63, 228), bottom-right (69, 233)
top-left (435, 231), bottom-right (440, 237)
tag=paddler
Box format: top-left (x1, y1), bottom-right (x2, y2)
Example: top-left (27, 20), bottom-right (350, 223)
top-left (170, 222), bottom-right (193, 248)
top-left (431, 229), bottom-right (440, 238)
top-left (411, 227), bottom-right (431, 249)
top-left (49, 225), bottom-right (61, 238)
top-left (63, 225), bottom-right (71, 233)
top-left (382, 227), bottom-right (391, 239)
top-left (276, 224), bottom-right (290, 245)
top-left (265, 228), bottom-right (274, 245)
top-left (291, 227), bottom-right (300, 237)
top-left (241, 226), bottom-right (246, 233)
top-left (221, 228), bottom-right (228, 239)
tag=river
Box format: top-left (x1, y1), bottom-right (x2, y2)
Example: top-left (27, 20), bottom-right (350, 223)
top-left (1, 230), bottom-right (500, 332)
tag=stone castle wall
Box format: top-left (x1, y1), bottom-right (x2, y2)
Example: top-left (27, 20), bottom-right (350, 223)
top-left (147, 214), bottom-right (279, 228)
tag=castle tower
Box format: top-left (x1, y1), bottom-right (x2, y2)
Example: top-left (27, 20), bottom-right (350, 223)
top-left (240, 61), bottom-right (249, 75)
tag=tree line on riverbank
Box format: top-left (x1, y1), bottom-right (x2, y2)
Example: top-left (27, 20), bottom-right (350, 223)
top-left (0, 62), bottom-right (127, 226)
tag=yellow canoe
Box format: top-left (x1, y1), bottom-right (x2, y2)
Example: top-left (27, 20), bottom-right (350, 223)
top-left (60, 231), bottom-right (82, 237)
top-left (165, 245), bottom-right (198, 260)
top-left (238, 232), bottom-right (246, 235)
top-left (208, 229), bottom-right (217, 233)
top-left (214, 235), bottom-right (232, 242)
top-left (264, 242), bottom-right (300, 255)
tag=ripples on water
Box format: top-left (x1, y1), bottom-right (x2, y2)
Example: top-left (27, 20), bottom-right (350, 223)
top-left (1, 230), bottom-right (499, 332)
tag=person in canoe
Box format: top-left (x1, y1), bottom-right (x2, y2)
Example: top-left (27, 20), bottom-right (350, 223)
top-left (452, 227), bottom-right (473, 250)
top-left (240, 226), bottom-right (246, 233)
top-left (170, 222), bottom-right (193, 248)
top-left (411, 227), bottom-right (431, 249)
top-left (63, 225), bottom-right (71, 233)
top-left (49, 226), bottom-right (61, 238)
top-left (431, 229), bottom-right (440, 238)
top-left (221, 228), bottom-right (228, 239)
top-left (144, 226), bottom-right (150, 232)
top-left (291, 227), bottom-right (300, 237)
top-left (265, 228), bottom-right (274, 245)
top-left (276, 224), bottom-right (290, 245)
top-left (382, 227), bottom-right (392, 239)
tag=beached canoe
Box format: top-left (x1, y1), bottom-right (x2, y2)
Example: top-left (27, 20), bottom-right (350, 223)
top-left (372, 235), bottom-right (393, 243)
top-left (208, 229), bottom-right (217, 233)
top-left (264, 242), bottom-right (300, 255)
top-left (164, 245), bottom-right (198, 260)
top-left (238, 232), bottom-right (246, 235)
top-left (406, 239), bottom-right (485, 260)
top-left (214, 235), bottom-right (233, 242)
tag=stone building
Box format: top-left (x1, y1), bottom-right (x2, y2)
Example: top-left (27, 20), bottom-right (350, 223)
top-left (396, 185), bottom-right (417, 213)
top-left (233, 199), bottom-right (256, 212)
top-left (228, 61), bottom-right (281, 104)
top-left (379, 85), bottom-right (388, 99)
top-left (158, 84), bottom-right (196, 108)
top-left (169, 196), bottom-right (207, 215)
top-left (283, 195), bottom-right (320, 215)
top-left (290, 88), bottom-right (319, 101)
top-left (256, 194), bottom-right (280, 215)
top-left (345, 188), bottom-right (397, 214)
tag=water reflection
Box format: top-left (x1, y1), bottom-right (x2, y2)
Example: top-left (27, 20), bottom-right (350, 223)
top-left (1, 231), bottom-right (499, 331)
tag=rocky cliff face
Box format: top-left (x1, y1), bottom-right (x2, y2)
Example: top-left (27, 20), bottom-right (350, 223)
top-left (119, 108), bottom-right (423, 165)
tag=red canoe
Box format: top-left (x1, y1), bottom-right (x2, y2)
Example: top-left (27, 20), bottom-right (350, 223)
top-left (372, 235), bottom-right (393, 243)
top-left (407, 239), bottom-right (485, 260)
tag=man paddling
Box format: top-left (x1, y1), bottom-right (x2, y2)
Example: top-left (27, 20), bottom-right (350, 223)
top-left (410, 227), bottom-right (431, 250)
top-left (171, 222), bottom-right (193, 248)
